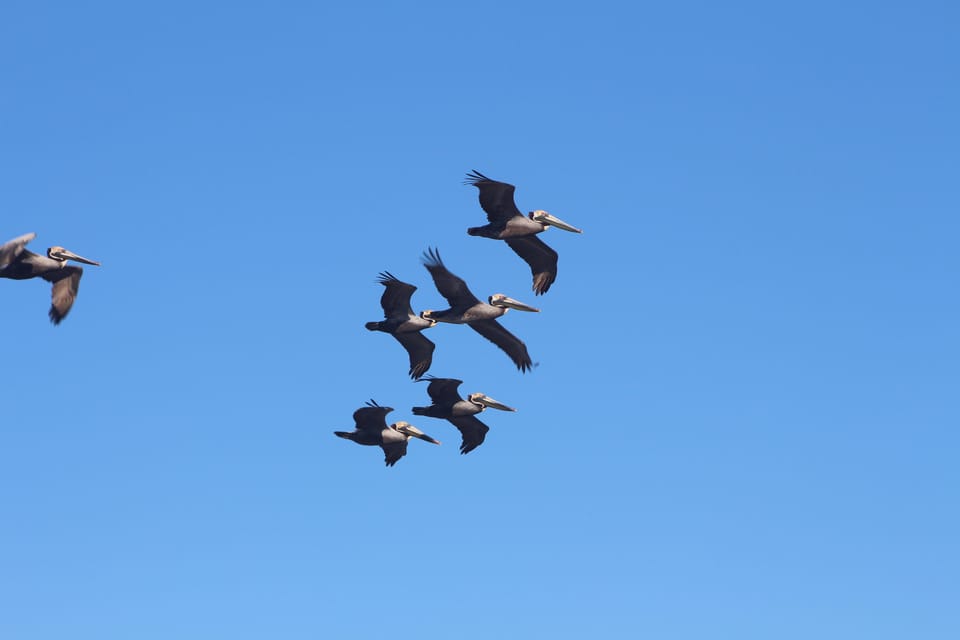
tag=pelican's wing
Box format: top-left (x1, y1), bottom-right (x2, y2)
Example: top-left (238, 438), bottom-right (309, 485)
top-left (423, 377), bottom-right (464, 404)
top-left (421, 247), bottom-right (480, 307)
top-left (393, 331), bottom-right (436, 379)
top-left (380, 439), bottom-right (410, 467)
top-left (41, 266), bottom-right (83, 325)
top-left (448, 415), bottom-right (490, 454)
top-left (376, 271), bottom-right (417, 318)
top-left (465, 170), bottom-right (523, 223)
top-left (504, 235), bottom-right (559, 295)
top-left (353, 403), bottom-right (392, 433)
top-left (0, 232), bottom-right (36, 270)
top-left (469, 319), bottom-right (534, 372)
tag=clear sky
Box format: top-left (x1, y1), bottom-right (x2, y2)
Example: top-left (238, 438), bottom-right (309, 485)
top-left (2, 1), bottom-right (958, 638)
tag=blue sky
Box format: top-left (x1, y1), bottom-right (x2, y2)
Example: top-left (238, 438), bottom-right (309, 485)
top-left (2, 1), bottom-right (958, 638)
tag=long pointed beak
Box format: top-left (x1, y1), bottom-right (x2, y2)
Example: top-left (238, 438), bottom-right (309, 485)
top-left (476, 395), bottom-right (516, 412)
top-left (536, 212), bottom-right (582, 233)
top-left (398, 424), bottom-right (441, 445)
top-left (56, 249), bottom-right (101, 266)
top-left (499, 296), bottom-right (540, 313)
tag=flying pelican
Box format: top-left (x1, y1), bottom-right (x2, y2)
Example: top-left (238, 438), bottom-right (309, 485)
top-left (0, 232), bottom-right (101, 324)
top-left (334, 400), bottom-right (441, 467)
top-left (412, 376), bottom-right (516, 454)
top-left (420, 247), bottom-right (538, 372)
top-left (365, 271), bottom-right (437, 379)
top-left (465, 170), bottom-right (582, 295)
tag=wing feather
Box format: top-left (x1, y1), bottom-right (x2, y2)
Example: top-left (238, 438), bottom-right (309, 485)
top-left (377, 271), bottom-right (417, 318)
top-left (504, 235), bottom-right (559, 295)
top-left (0, 232), bottom-right (36, 270)
top-left (465, 170), bottom-right (522, 223)
top-left (469, 319), bottom-right (534, 372)
top-left (353, 404), bottom-right (392, 433)
top-left (421, 248), bottom-right (480, 307)
top-left (393, 331), bottom-right (436, 379)
top-left (381, 440), bottom-right (409, 467)
top-left (41, 266), bottom-right (83, 325)
top-left (424, 377), bottom-right (464, 404)
top-left (448, 415), bottom-right (490, 454)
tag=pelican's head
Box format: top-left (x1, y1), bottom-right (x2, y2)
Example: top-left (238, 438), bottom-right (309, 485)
top-left (528, 210), bottom-right (583, 234)
top-left (488, 293), bottom-right (540, 313)
top-left (47, 246), bottom-right (101, 266)
top-left (468, 393), bottom-right (517, 412)
top-left (393, 421), bottom-right (441, 445)
top-left (420, 310), bottom-right (436, 321)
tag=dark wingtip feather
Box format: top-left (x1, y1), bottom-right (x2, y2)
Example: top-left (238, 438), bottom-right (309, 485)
top-left (376, 271), bottom-right (400, 285)
top-left (464, 169), bottom-right (492, 186)
top-left (409, 362), bottom-right (430, 380)
top-left (420, 246), bottom-right (443, 268)
top-left (532, 272), bottom-right (555, 295)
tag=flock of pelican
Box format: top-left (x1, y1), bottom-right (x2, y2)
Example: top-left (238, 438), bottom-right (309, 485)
top-left (341, 171), bottom-right (582, 466)
top-left (2, 171), bottom-right (580, 467)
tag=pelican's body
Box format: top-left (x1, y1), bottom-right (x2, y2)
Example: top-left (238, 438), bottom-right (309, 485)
top-left (0, 232), bottom-right (101, 324)
top-left (334, 400), bottom-right (441, 467)
top-left (465, 170), bottom-right (582, 295)
top-left (412, 376), bottom-right (515, 454)
top-left (420, 248), bottom-right (538, 372)
top-left (365, 272), bottom-right (436, 379)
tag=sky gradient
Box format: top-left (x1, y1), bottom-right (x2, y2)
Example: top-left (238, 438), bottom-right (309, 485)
top-left (2, 1), bottom-right (958, 638)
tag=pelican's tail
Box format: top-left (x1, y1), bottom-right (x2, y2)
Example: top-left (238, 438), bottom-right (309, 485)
top-left (411, 406), bottom-right (428, 416)
top-left (467, 225), bottom-right (498, 239)
top-left (333, 431), bottom-right (351, 439)
top-left (365, 321), bottom-right (383, 331)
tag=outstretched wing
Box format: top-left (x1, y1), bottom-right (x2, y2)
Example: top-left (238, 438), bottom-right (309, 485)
top-left (376, 271), bottom-right (417, 318)
top-left (381, 440), bottom-right (410, 467)
top-left (423, 377), bottom-right (464, 404)
top-left (504, 235), bottom-right (559, 296)
top-left (421, 247), bottom-right (480, 307)
top-left (464, 170), bottom-right (522, 223)
top-left (41, 266), bottom-right (83, 325)
top-left (393, 331), bottom-right (436, 379)
top-left (0, 232), bottom-right (36, 270)
top-left (469, 319), bottom-right (534, 372)
top-left (448, 415), bottom-right (490, 454)
top-left (353, 402), bottom-right (392, 433)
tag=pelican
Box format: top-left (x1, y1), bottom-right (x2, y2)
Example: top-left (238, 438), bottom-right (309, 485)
top-left (420, 247), bottom-right (538, 372)
top-left (365, 271), bottom-right (437, 379)
top-left (465, 170), bottom-right (582, 295)
top-left (334, 400), bottom-right (441, 467)
top-left (0, 232), bottom-right (101, 324)
top-left (412, 376), bottom-right (515, 454)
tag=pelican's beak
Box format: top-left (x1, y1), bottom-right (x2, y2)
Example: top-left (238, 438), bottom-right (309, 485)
top-left (53, 248), bottom-right (101, 266)
top-left (397, 423), bottom-right (441, 445)
top-left (476, 395), bottom-right (516, 412)
top-left (532, 211), bottom-right (583, 233)
top-left (496, 295), bottom-right (540, 313)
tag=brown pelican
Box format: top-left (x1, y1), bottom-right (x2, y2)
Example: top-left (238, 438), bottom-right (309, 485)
top-left (465, 170), bottom-right (582, 295)
top-left (365, 272), bottom-right (437, 379)
top-left (412, 376), bottom-right (515, 454)
top-left (420, 247), bottom-right (538, 372)
top-left (334, 400), bottom-right (441, 467)
top-left (0, 232), bottom-right (101, 324)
